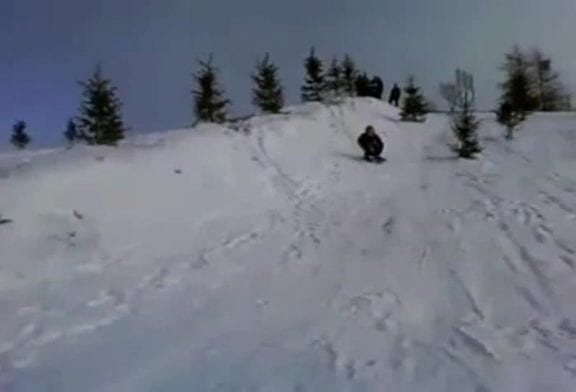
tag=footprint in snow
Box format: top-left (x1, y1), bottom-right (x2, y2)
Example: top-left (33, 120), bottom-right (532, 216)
top-left (564, 357), bottom-right (576, 375)
top-left (338, 290), bottom-right (400, 331)
top-left (381, 216), bottom-right (395, 235)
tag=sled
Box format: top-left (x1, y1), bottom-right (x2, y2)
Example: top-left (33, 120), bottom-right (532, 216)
top-left (364, 156), bottom-right (387, 164)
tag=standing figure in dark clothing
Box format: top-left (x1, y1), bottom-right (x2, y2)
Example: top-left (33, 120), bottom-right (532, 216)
top-left (355, 73), bottom-right (371, 97)
top-left (389, 83), bottom-right (401, 107)
top-left (370, 76), bottom-right (384, 100)
top-left (357, 125), bottom-right (385, 162)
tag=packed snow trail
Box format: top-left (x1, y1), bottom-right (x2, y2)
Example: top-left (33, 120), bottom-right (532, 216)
top-left (1, 99), bottom-right (576, 391)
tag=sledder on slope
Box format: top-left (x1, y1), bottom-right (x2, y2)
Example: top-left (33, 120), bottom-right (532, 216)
top-left (357, 125), bottom-right (386, 163)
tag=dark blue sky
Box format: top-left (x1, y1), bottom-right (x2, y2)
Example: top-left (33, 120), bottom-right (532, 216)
top-left (1, 0), bottom-right (575, 149)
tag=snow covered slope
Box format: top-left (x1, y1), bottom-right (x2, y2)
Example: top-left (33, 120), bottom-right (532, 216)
top-left (1, 99), bottom-right (576, 391)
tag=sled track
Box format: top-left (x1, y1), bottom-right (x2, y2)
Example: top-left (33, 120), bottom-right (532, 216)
top-left (247, 127), bottom-right (334, 261)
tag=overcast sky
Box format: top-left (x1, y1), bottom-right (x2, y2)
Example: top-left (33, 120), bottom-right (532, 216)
top-left (1, 0), bottom-right (575, 148)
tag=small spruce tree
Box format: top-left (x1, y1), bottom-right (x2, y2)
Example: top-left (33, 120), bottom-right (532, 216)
top-left (10, 121), bottom-right (31, 150)
top-left (251, 53), bottom-right (285, 114)
top-left (453, 109), bottom-right (482, 158)
top-left (64, 119), bottom-right (78, 146)
top-left (193, 56), bottom-right (230, 123)
top-left (497, 101), bottom-right (525, 140)
top-left (341, 54), bottom-right (358, 96)
top-left (301, 48), bottom-right (326, 102)
top-left (76, 67), bottom-right (126, 145)
top-left (401, 77), bottom-right (428, 122)
top-left (326, 57), bottom-right (344, 100)
top-left (450, 70), bottom-right (482, 159)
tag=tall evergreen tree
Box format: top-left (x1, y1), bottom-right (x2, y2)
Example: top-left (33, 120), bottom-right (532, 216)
top-left (193, 56), bottom-right (230, 123)
top-left (499, 46), bottom-right (537, 116)
top-left (530, 49), bottom-right (568, 111)
top-left (251, 54), bottom-right (284, 114)
top-left (10, 121), bottom-right (31, 150)
top-left (326, 57), bottom-right (344, 100)
top-left (401, 77), bottom-right (429, 122)
top-left (341, 54), bottom-right (358, 96)
top-left (76, 67), bottom-right (126, 146)
top-left (301, 48), bottom-right (326, 102)
top-left (64, 119), bottom-right (78, 146)
top-left (497, 46), bottom-right (536, 139)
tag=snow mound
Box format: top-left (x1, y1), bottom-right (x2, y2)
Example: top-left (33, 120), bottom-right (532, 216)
top-left (1, 99), bottom-right (576, 391)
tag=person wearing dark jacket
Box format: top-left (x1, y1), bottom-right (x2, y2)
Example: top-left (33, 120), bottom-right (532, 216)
top-left (355, 73), bottom-right (372, 97)
top-left (370, 76), bottom-right (384, 100)
top-left (357, 125), bottom-right (384, 162)
top-left (389, 83), bottom-right (401, 107)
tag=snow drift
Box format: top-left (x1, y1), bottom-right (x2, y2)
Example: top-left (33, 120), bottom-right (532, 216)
top-left (1, 99), bottom-right (576, 391)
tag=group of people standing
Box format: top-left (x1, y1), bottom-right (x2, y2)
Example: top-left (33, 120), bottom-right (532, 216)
top-left (355, 77), bottom-right (402, 108)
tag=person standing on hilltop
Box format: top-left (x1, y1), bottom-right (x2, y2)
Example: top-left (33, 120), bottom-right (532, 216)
top-left (371, 76), bottom-right (384, 99)
top-left (389, 83), bottom-right (401, 107)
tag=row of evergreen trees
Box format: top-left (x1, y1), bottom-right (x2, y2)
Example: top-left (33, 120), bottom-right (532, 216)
top-left (187, 49), bottom-right (430, 129)
top-left (8, 68), bottom-right (127, 150)
top-left (496, 46), bottom-right (570, 139)
top-left (9, 119), bottom-right (79, 150)
top-left (301, 49), bottom-right (370, 102)
top-left (7, 46), bottom-right (570, 151)
top-left (7, 48), bottom-right (408, 150)
top-left (447, 46), bottom-right (570, 159)
top-left (195, 48), bottom-right (394, 125)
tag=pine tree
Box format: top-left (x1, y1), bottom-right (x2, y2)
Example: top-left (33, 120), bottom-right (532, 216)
top-left (530, 49), bottom-right (568, 111)
top-left (76, 67), bottom-right (126, 146)
top-left (341, 54), bottom-right (358, 96)
top-left (497, 46), bottom-right (536, 139)
top-left (450, 70), bottom-right (482, 159)
top-left (64, 119), bottom-right (78, 146)
top-left (499, 46), bottom-right (537, 116)
top-left (301, 48), bottom-right (326, 102)
top-left (326, 57), bottom-right (344, 100)
top-left (497, 101), bottom-right (525, 140)
top-left (251, 53), bottom-right (284, 114)
top-left (193, 56), bottom-right (229, 123)
top-left (10, 121), bottom-right (31, 150)
top-left (401, 77), bottom-right (428, 122)
top-left (453, 108), bottom-right (482, 158)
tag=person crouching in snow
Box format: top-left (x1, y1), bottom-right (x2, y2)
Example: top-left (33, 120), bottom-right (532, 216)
top-left (357, 125), bottom-right (385, 162)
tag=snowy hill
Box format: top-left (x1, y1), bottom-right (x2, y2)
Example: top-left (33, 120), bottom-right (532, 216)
top-left (1, 99), bottom-right (576, 391)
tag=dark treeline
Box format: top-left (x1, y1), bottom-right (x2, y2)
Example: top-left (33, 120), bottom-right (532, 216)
top-left (7, 46), bottom-right (571, 151)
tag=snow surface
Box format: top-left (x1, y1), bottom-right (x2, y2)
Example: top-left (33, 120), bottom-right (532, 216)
top-left (1, 99), bottom-right (576, 391)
